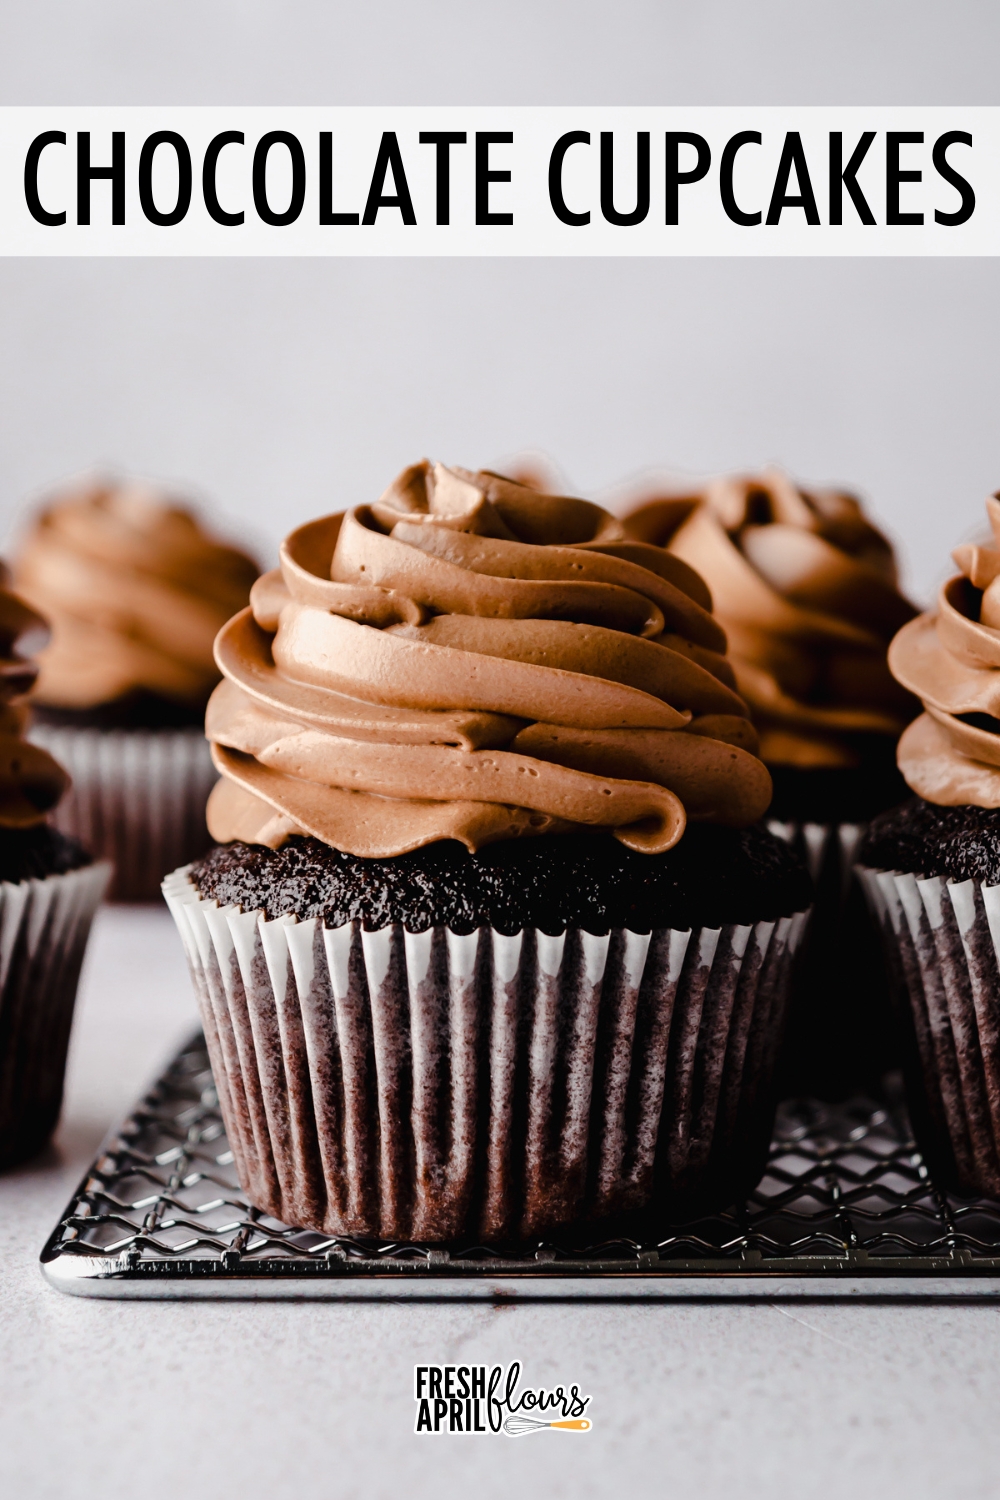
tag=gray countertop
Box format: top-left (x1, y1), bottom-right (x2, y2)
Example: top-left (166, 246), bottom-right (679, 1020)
top-left (3, 905), bottom-right (1000, 1500)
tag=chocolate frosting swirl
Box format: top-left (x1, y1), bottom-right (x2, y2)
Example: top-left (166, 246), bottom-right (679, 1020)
top-left (0, 573), bottom-right (69, 827)
top-left (889, 494), bottom-right (1000, 805)
top-left (206, 462), bottom-right (772, 858)
top-left (626, 468), bottom-right (917, 769)
top-left (15, 481), bottom-right (259, 711)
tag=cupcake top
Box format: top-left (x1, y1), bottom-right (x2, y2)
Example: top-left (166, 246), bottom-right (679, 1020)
top-left (889, 493), bottom-right (1000, 806)
top-left (626, 468), bottom-right (917, 769)
top-left (206, 460), bottom-right (772, 859)
top-left (0, 573), bottom-right (69, 827)
top-left (14, 481), bottom-right (259, 715)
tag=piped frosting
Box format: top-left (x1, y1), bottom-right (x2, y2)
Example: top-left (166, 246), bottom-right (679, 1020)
top-left (206, 462), bottom-right (773, 858)
top-left (15, 480), bottom-right (259, 711)
top-left (0, 573), bottom-right (69, 826)
top-left (890, 493), bottom-right (1000, 805)
top-left (626, 467), bottom-right (917, 768)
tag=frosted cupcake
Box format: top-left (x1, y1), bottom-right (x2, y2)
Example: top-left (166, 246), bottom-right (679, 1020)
top-left (165, 462), bottom-right (811, 1243)
top-left (0, 575), bottom-right (109, 1168)
top-left (859, 493), bottom-right (1000, 1197)
top-left (15, 480), bottom-right (258, 900)
top-left (626, 469), bottom-right (917, 1096)
top-left (626, 469), bottom-right (917, 813)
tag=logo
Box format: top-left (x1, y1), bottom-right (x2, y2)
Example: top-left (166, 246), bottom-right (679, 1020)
top-left (414, 1362), bottom-right (592, 1436)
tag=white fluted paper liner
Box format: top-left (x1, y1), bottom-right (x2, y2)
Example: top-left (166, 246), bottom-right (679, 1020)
top-left (767, 820), bottom-right (866, 897)
top-left (767, 818), bottom-right (898, 1097)
top-left (0, 859), bottom-right (111, 1167)
top-left (30, 725), bottom-right (217, 902)
top-left (858, 862), bottom-right (1000, 1198)
top-left (164, 865), bottom-right (807, 1241)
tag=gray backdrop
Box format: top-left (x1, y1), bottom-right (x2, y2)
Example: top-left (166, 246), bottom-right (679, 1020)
top-left (1, 0), bottom-right (998, 602)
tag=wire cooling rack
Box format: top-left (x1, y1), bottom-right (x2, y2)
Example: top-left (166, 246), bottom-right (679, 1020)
top-left (40, 1033), bottom-right (1000, 1299)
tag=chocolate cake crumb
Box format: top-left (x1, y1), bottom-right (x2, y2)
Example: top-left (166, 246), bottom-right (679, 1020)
top-left (190, 824), bottom-right (812, 935)
top-left (768, 747), bottom-right (910, 824)
top-left (859, 798), bottom-right (1000, 884)
top-left (0, 825), bottom-right (92, 884)
top-left (31, 690), bottom-right (205, 730)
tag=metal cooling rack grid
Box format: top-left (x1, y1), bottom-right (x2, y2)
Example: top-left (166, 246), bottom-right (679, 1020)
top-left (39, 1033), bottom-right (1000, 1298)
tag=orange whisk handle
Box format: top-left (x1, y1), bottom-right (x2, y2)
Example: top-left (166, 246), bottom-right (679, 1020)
top-left (551, 1419), bottom-right (591, 1431)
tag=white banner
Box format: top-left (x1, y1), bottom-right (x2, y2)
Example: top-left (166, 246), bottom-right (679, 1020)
top-left (0, 106), bottom-right (993, 255)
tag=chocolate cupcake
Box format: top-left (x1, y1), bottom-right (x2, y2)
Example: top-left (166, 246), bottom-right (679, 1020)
top-left (0, 576), bottom-right (110, 1169)
top-left (626, 469), bottom-right (918, 1096)
top-left (15, 480), bottom-right (258, 900)
top-left (858, 493), bottom-right (1000, 1198)
top-left (165, 461), bottom-right (811, 1243)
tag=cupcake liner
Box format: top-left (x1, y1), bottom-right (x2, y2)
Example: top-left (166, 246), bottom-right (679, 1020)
top-left (767, 819), bottom-right (866, 897)
top-left (857, 862), bottom-right (1000, 1197)
top-left (769, 819), bottom-right (896, 1096)
top-left (0, 859), bottom-right (111, 1168)
top-left (29, 725), bottom-right (217, 902)
top-left (164, 865), bottom-right (807, 1242)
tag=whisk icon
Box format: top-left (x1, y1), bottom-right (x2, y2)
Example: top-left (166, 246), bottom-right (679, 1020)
top-left (503, 1416), bottom-right (592, 1436)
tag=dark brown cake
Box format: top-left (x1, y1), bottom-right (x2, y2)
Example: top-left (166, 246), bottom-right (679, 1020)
top-left (191, 823), bottom-right (812, 936)
top-left (32, 690), bottom-right (206, 731)
top-left (859, 799), bottom-right (1000, 883)
top-left (0, 825), bottom-right (90, 884)
top-left (768, 750), bottom-right (910, 826)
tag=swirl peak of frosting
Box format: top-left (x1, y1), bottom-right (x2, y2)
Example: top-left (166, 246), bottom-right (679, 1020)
top-left (890, 493), bottom-right (1000, 806)
top-left (14, 480), bottom-right (259, 711)
top-left (0, 569), bottom-right (69, 826)
top-left (206, 461), bottom-right (772, 859)
top-left (626, 467), bottom-right (917, 769)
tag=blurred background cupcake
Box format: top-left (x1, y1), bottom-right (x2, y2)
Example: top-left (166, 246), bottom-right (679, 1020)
top-left (14, 479), bottom-right (259, 901)
top-left (0, 571), bottom-right (109, 1169)
top-left (624, 467), bottom-right (918, 1098)
top-left (165, 461), bottom-right (812, 1244)
top-left (859, 492), bottom-right (1000, 1199)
